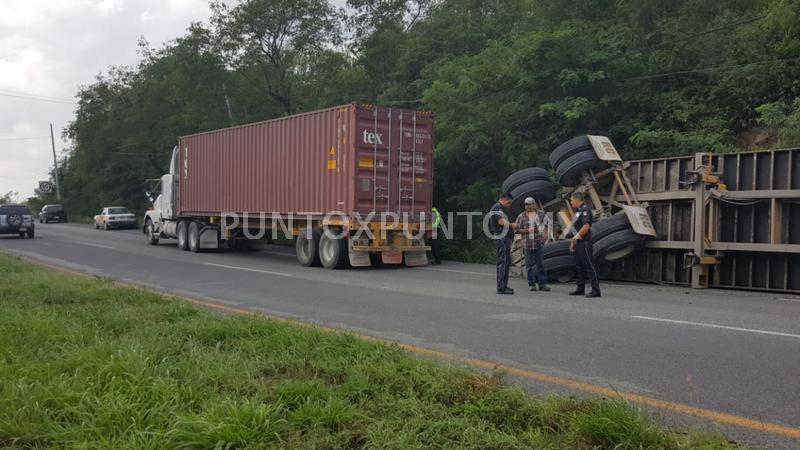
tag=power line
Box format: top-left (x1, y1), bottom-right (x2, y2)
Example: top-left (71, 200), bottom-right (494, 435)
top-left (618, 56), bottom-right (800, 81)
top-left (635, 14), bottom-right (768, 54)
top-left (0, 92), bottom-right (76, 104)
top-left (0, 88), bottom-right (75, 102)
top-left (0, 135), bottom-right (52, 142)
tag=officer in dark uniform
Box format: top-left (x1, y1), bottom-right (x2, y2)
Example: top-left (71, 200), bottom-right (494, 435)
top-left (489, 193), bottom-right (517, 295)
top-left (569, 192), bottom-right (601, 298)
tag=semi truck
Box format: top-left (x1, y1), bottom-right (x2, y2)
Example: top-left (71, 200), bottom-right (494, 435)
top-left (142, 103), bottom-right (435, 269)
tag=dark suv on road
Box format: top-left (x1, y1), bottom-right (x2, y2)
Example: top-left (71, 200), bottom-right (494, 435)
top-left (0, 204), bottom-right (35, 238)
top-left (40, 204), bottom-right (67, 223)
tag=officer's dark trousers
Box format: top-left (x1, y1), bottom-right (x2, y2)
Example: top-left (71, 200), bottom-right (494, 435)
top-left (494, 238), bottom-right (512, 291)
top-left (574, 240), bottom-right (600, 294)
top-left (428, 235), bottom-right (442, 264)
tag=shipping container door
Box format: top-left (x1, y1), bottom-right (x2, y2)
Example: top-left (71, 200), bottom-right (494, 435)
top-left (354, 106), bottom-right (434, 217)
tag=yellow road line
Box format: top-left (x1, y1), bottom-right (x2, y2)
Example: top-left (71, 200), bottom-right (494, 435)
top-left (10, 252), bottom-right (800, 440)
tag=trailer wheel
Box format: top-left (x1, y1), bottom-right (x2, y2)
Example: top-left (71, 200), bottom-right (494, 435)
top-left (296, 228), bottom-right (322, 267)
top-left (509, 179), bottom-right (556, 215)
top-left (501, 167), bottom-right (550, 194)
top-left (538, 255), bottom-right (577, 283)
top-left (593, 228), bottom-right (645, 262)
top-left (188, 221), bottom-right (202, 253)
top-left (589, 213), bottom-right (632, 241)
top-left (176, 221), bottom-right (189, 251)
top-left (549, 135), bottom-right (593, 169)
top-left (145, 220), bottom-right (159, 245)
top-left (541, 240), bottom-right (571, 259)
top-left (555, 149), bottom-right (609, 187)
top-left (319, 230), bottom-right (349, 269)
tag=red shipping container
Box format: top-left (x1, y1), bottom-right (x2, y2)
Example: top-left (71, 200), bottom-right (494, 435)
top-left (178, 103), bottom-right (434, 219)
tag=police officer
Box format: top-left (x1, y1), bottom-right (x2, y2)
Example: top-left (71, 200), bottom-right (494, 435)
top-left (569, 192), bottom-right (601, 298)
top-left (428, 207), bottom-right (443, 265)
top-left (489, 193), bottom-right (517, 295)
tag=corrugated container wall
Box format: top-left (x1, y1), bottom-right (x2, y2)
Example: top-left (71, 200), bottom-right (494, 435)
top-left (177, 104), bottom-right (434, 219)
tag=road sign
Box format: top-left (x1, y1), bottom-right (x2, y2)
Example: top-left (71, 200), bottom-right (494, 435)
top-left (39, 181), bottom-right (53, 193)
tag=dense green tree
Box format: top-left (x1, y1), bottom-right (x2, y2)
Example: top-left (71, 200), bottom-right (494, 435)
top-left (39, 0), bottom-right (800, 260)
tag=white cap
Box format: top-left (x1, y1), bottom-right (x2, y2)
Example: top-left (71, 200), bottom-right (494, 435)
top-left (524, 197), bottom-right (535, 205)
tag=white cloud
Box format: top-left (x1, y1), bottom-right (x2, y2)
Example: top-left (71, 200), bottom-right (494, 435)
top-left (0, 0), bottom-right (210, 199)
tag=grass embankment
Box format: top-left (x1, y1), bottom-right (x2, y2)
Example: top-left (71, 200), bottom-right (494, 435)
top-left (0, 253), bottom-right (738, 449)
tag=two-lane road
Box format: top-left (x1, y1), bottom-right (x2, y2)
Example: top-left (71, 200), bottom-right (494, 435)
top-left (2, 223), bottom-right (799, 448)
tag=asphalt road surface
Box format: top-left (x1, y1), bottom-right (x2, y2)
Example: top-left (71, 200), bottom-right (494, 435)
top-left (2, 223), bottom-right (799, 448)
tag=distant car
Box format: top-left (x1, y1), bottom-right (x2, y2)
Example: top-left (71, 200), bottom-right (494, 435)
top-left (0, 204), bottom-right (35, 238)
top-left (40, 204), bottom-right (67, 223)
top-left (94, 206), bottom-right (137, 230)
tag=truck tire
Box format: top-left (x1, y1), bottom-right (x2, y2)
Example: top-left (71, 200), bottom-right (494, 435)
top-left (296, 228), bottom-right (322, 267)
top-left (188, 221), bottom-right (202, 253)
top-left (593, 228), bottom-right (644, 262)
top-left (501, 167), bottom-right (550, 194)
top-left (549, 135), bottom-right (593, 169)
top-left (586, 213), bottom-right (632, 241)
top-left (541, 240), bottom-right (571, 259)
top-left (510, 179), bottom-right (556, 215)
top-left (145, 220), bottom-right (159, 245)
top-left (27, 228), bottom-right (35, 239)
top-left (176, 221), bottom-right (189, 251)
top-left (319, 230), bottom-right (349, 269)
top-left (538, 254), bottom-right (576, 283)
top-left (555, 149), bottom-right (609, 187)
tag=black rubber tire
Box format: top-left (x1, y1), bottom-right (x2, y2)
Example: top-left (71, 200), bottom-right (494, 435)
top-left (94, 221), bottom-right (99, 230)
top-left (501, 167), bottom-right (550, 194)
top-left (540, 240), bottom-right (571, 259)
top-left (188, 221), bottom-right (201, 253)
top-left (176, 221), bottom-right (189, 251)
top-left (18, 232), bottom-right (25, 238)
top-left (538, 254), bottom-right (576, 283)
top-left (550, 135), bottom-right (593, 169)
top-left (27, 228), bottom-right (34, 239)
top-left (7, 213), bottom-right (22, 227)
top-left (296, 228), bottom-right (322, 267)
top-left (510, 180), bottom-right (556, 216)
top-left (145, 220), bottom-right (159, 245)
top-left (591, 213), bottom-right (632, 241)
top-left (555, 149), bottom-right (609, 187)
top-left (319, 230), bottom-right (349, 269)
top-left (593, 228), bottom-right (645, 262)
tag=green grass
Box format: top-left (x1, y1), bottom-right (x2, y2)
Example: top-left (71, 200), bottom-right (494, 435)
top-left (0, 252), bottom-right (740, 449)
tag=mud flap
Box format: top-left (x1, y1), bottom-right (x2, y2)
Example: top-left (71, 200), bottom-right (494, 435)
top-left (200, 226), bottom-right (219, 249)
top-left (381, 250), bottom-right (403, 265)
top-left (348, 240), bottom-right (372, 267)
top-left (403, 250), bottom-right (428, 267)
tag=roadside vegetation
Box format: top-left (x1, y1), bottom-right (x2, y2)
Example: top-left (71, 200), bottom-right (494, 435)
top-left (0, 252), bottom-right (739, 449)
top-left (28, 0), bottom-right (800, 262)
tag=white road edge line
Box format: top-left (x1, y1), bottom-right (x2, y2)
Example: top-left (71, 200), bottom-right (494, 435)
top-left (631, 315), bottom-right (800, 339)
top-left (204, 262), bottom-right (292, 277)
top-left (416, 267), bottom-right (493, 277)
top-left (80, 242), bottom-right (115, 250)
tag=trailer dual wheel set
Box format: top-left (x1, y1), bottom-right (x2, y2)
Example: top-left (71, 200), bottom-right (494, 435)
top-left (503, 135), bottom-right (653, 282)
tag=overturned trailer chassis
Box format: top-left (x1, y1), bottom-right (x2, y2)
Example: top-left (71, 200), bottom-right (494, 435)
top-left (600, 149), bottom-right (800, 294)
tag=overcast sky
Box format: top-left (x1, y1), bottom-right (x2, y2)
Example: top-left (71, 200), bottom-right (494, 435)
top-left (0, 0), bottom-right (347, 201)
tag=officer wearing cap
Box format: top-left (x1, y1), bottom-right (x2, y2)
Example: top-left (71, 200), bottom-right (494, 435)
top-left (515, 197), bottom-right (551, 292)
top-left (569, 192), bottom-right (601, 297)
top-left (488, 193), bottom-right (517, 295)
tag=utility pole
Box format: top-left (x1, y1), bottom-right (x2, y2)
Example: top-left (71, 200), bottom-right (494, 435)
top-left (50, 123), bottom-right (61, 201)
top-left (222, 82), bottom-right (234, 126)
